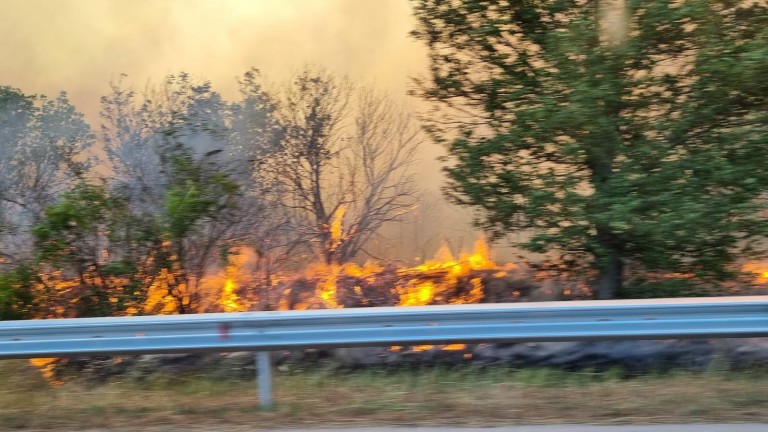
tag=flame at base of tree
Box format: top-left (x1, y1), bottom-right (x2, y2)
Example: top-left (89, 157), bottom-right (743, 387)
top-left (216, 248), bottom-right (250, 313)
top-left (140, 239), bottom-right (768, 315)
top-left (24, 238), bottom-right (768, 383)
top-left (143, 269), bottom-right (182, 315)
top-left (272, 239), bottom-right (513, 311)
top-left (396, 241), bottom-right (496, 307)
top-left (21, 238), bottom-right (768, 321)
top-left (741, 262), bottom-right (768, 284)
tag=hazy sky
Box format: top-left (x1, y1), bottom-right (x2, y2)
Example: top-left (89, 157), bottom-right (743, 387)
top-left (0, 0), bottom-right (428, 120)
top-left (0, 0), bottom-right (491, 256)
top-left (0, 0), bottom-right (441, 184)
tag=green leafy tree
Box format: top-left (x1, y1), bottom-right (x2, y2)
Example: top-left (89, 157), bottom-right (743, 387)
top-left (0, 265), bottom-right (36, 320)
top-left (411, 0), bottom-right (768, 298)
top-left (32, 182), bottom-right (163, 317)
top-left (160, 148), bottom-right (241, 313)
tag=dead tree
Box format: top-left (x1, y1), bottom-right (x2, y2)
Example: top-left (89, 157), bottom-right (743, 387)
top-left (262, 68), bottom-right (421, 265)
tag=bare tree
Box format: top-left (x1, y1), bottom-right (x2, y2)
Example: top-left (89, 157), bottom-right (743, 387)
top-left (262, 68), bottom-right (421, 265)
top-left (337, 87), bottom-right (420, 262)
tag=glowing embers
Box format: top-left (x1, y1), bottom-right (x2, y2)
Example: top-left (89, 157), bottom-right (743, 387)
top-left (741, 261), bottom-right (768, 284)
top-left (273, 238), bottom-right (508, 311)
top-left (396, 239), bottom-right (508, 307)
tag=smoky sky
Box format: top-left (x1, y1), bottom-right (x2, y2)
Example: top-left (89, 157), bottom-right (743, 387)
top-left (0, 0), bottom-right (427, 118)
top-left (0, 0), bottom-right (448, 185)
top-left (0, 0), bottom-right (494, 258)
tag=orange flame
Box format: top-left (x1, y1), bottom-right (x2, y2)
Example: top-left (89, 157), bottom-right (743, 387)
top-left (218, 249), bottom-right (248, 312)
top-left (396, 239), bottom-right (501, 307)
top-left (742, 261), bottom-right (768, 284)
top-left (307, 206), bottom-right (351, 308)
top-left (144, 268), bottom-right (181, 314)
top-left (29, 358), bottom-right (62, 386)
top-left (316, 262), bottom-right (341, 309)
top-left (329, 205), bottom-right (346, 252)
top-left (389, 239), bottom-right (497, 353)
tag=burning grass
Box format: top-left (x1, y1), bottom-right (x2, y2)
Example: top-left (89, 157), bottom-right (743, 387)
top-left (20, 233), bottom-right (768, 321)
top-left (3, 359), bottom-right (768, 430)
top-left (13, 241), bottom-right (768, 429)
top-left (206, 239), bottom-right (768, 313)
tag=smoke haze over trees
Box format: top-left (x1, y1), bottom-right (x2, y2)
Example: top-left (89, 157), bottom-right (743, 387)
top-left (0, 68), bottom-right (423, 319)
top-left (0, 87), bottom-right (93, 262)
top-left (3, 0), bottom-right (768, 319)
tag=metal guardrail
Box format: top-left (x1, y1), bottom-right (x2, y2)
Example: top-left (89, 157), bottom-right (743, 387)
top-left (2, 296), bottom-right (768, 408)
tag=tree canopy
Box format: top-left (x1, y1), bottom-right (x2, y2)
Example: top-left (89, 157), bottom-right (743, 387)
top-left (411, 0), bottom-right (768, 298)
top-left (0, 86), bottom-right (92, 262)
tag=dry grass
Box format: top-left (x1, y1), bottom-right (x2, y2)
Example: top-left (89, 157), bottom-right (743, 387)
top-left (2, 360), bottom-right (768, 430)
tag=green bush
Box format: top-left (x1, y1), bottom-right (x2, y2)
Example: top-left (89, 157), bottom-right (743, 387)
top-left (0, 265), bottom-right (37, 320)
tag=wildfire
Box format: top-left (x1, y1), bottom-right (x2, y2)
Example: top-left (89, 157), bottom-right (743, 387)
top-left (397, 280), bottom-right (437, 306)
top-left (305, 205), bottom-right (351, 308)
top-left (28, 235), bottom-right (511, 382)
top-left (143, 268), bottom-right (180, 314)
top-left (329, 205), bottom-right (347, 254)
top-left (742, 261), bottom-right (768, 284)
top-left (29, 358), bottom-right (61, 386)
top-left (28, 234), bottom-right (768, 383)
top-left (396, 239), bottom-right (502, 307)
top-left (316, 262), bottom-right (342, 309)
top-left (219, 248), bottom-right (249, 312)
top-left (299, 260), bottom-right (385, 309)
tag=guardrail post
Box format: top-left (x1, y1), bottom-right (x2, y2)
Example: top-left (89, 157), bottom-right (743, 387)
top-left (255, 351), bottom-right (273, 409)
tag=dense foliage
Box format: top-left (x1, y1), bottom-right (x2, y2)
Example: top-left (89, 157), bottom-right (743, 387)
top-left (411, 0), bottom-right (768, 298)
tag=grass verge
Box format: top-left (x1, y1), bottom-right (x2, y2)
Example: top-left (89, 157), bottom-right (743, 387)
top-left (2, 360), bottom-right (768, 430)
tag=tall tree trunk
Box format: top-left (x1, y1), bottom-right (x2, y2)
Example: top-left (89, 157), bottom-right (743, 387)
top-left (595, 249), bottom-right (623, 299)
top-left (595, 227), bottom-right (623, 299)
